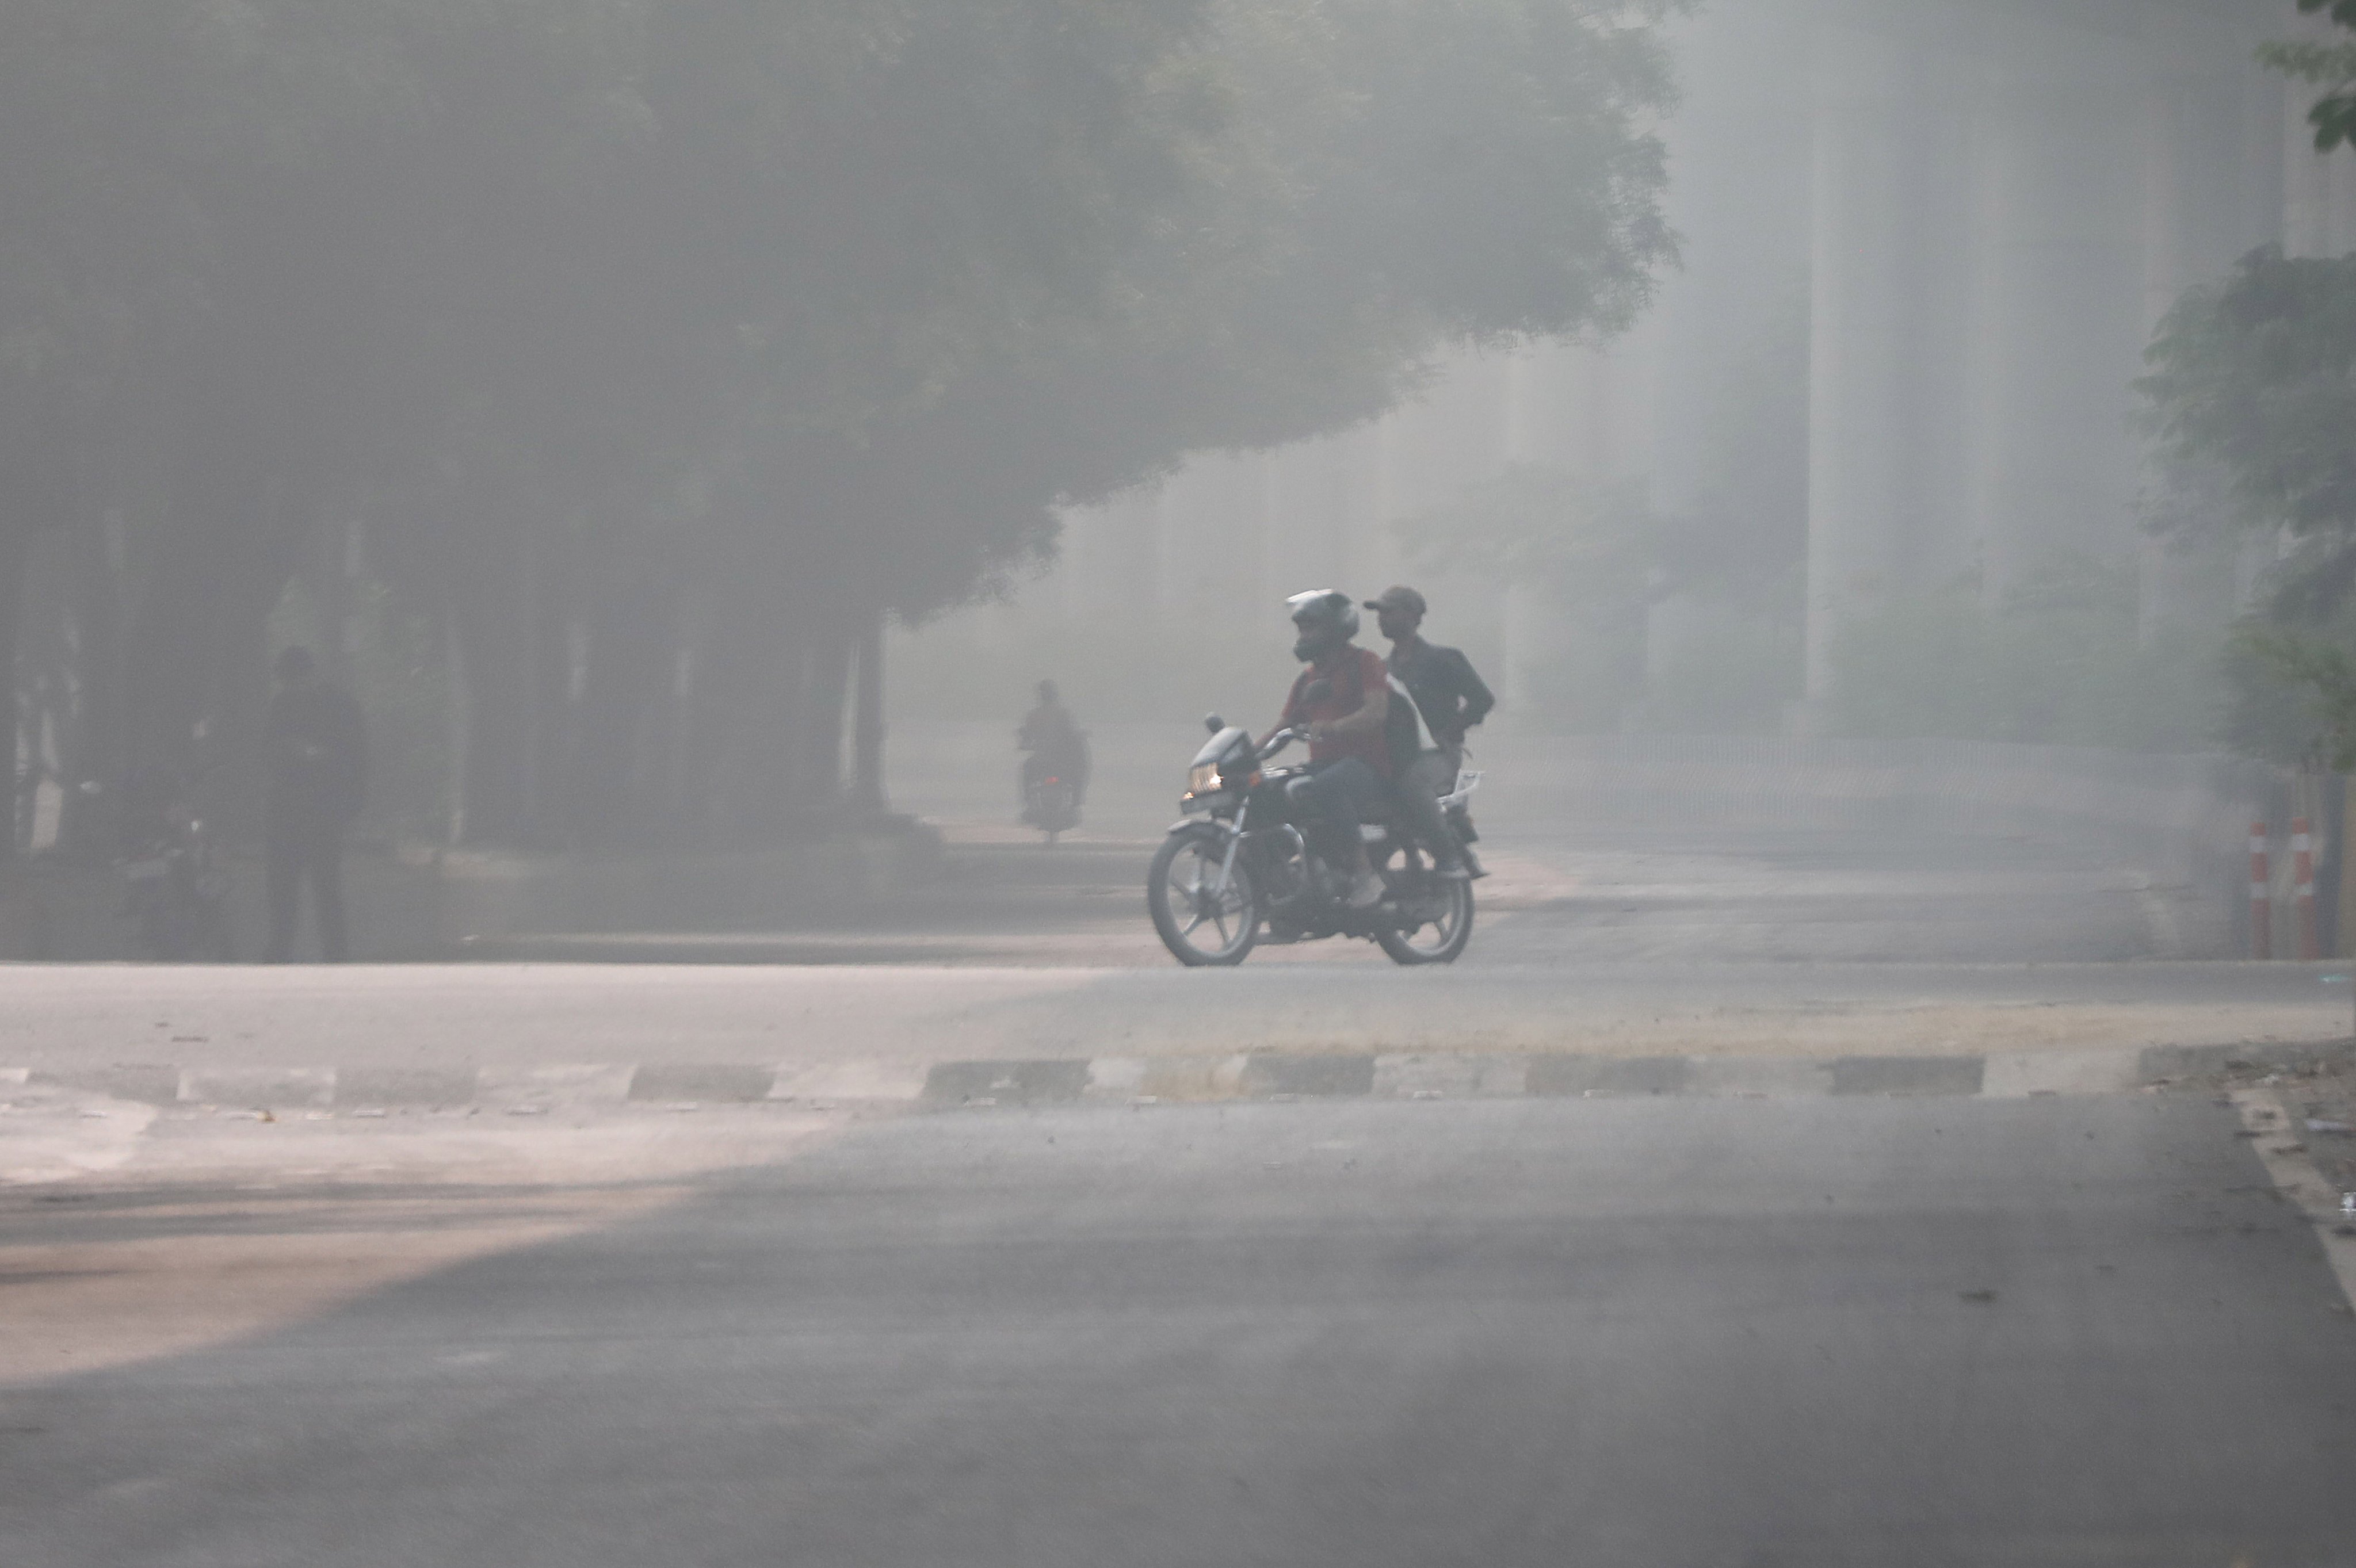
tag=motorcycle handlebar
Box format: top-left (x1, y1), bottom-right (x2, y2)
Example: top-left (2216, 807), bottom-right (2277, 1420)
top-left (1254, 728), bottom-right (1299, 763)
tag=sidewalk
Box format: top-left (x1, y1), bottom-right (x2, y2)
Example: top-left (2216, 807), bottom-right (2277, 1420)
top-left (5, 958), bottom-right (2348, 1079)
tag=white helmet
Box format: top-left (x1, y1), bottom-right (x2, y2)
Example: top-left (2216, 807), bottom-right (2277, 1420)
top-left (1286, 589), bottom-right (1359, 657)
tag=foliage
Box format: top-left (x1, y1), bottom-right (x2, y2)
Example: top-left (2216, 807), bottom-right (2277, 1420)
top-left (2225, 618), bottom-right (2356, 770)
top-left (2, 0), bottom-right (1687, 849)
top-left (1398, 463), bottom-right (1661, 606)
top-left (2141, 0), bottom-right (2356, 768)
top-left (2262, 0), bottom-right (2356, 152)
top-left (2141, 248), bottom-right (2356, 568)
top-left (1827, 557), bottom-right (2223, 754)
top-left (1389, 462), bottom-right (1662, 732)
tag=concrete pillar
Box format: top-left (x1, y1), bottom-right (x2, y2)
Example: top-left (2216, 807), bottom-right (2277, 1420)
top-left (1958, 16), bottom-right (2149, 607)
top-left (1803, 22), bottom-right (1916, 703)
top-left (1498, 351), bottom-right (1553, 715)
top-left (2136, 58), bottom-right (2267, 648)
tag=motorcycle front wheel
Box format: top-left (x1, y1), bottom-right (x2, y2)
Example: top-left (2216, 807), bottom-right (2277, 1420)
top-left (1147, 831), bottom-right (1258, 967)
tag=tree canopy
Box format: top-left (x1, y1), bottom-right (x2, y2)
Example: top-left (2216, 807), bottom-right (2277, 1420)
top-left (5, 0), bottom-right (1683, 853)
top-left (2264, 0), bottom-right (2356, 152)
top-left (2139, 0), bottom-right (2356, 765)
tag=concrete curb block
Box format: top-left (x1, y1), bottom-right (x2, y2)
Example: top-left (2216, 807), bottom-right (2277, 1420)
top-left (9, 1038), bottom-right (2349, 1114)
top-left (3, 1060), bottom-right (931, 1111)
top-left (919, 1038), bottom-right (2356, 1109)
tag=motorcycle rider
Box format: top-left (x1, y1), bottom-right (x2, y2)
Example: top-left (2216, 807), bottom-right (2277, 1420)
top-left (1264, 591), bottom-right (1391, 909)
top-left (1367, 585), bottom-right (1493, 879)
top-left (1017, 679), bottom-right (1089, 821)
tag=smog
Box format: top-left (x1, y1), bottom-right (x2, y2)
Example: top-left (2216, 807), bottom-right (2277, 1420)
top-left (5, 3), bottom-right (2356, 1562)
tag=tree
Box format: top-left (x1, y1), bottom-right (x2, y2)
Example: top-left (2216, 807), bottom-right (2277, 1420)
top-left (5, 0), bottom-right (1686, 866)
top-left (2141, 247), bottom-right (2356, 610)
top-left (1395, 464), bottom-right (1662, 729)
top-left (2263, 0), bottom-right (2356, 152)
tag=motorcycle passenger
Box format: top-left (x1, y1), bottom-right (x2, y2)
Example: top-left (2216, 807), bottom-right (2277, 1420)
top-left (1368, 585), bottom-right (1494, 880)
top-left (1017, 679), bottom-right (1089, 820)
top-left (1265, 591), bottom-right (1391, 909)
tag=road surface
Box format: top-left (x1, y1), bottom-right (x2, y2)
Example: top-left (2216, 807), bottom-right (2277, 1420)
top-left (6, 1093), bottom-right (2356, 1565)
top-left (3, 805), bottom-right (2354, 1564)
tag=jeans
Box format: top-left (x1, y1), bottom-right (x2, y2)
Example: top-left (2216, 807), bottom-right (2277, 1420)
top-left (1285, 757), bottom-right (1387, 869)
top-left (266, 832), bottom-right (349, 962)
top-left (1392, 748), bottom-right (1465, 865)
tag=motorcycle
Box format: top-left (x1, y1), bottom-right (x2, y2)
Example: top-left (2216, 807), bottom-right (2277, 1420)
top-left (1019, 735), bottom-right (1089, 845)
top-left (120, 800), bottom-right (235, 962)
top-left (1146, 715), bottom-right (1480, 967)
top-left (1021, 765), bottom-right (1082, 844)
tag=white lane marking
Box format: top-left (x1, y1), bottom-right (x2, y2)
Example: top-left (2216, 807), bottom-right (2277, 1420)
top-left (2232, 1089), bottom-right (2356, 1313)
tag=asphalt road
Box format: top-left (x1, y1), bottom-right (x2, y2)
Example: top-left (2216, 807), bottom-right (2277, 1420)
top-left (6, 1093), bottom-right (2356, 1566)
top-left (448, 821), bottom-right (2199, 967)
top-left (5, 789), bottom-right (2355, 1565)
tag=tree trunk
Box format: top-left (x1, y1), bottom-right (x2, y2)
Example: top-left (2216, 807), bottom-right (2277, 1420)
top-left (124, 469), bottom-right (311, 843)
top-left (449, 517), bottom-right (546, 847)
top-left (850, 606), bottom-right (885, 813)
top-left (0, 526), bottom-right (31, 958)
top-left (711, 609), bottom-right (802, 844)
top-left (565, 582), bottom-right (680, 850)
top-left (57, 513), bottom-right (127, 856)
top-left (0, 526), bottom-right (28, 867)
top-left (793, 615), bottom-right (852, 829)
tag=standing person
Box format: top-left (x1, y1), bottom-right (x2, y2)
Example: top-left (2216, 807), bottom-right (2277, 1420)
top-left (1367, 585), bottom-right (1494, 878)
top-left (264, 646), bottom-right (367, 962)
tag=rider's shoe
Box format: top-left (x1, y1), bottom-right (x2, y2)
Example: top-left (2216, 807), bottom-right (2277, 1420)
top-left (1436, 857), bottom-right (1473, 881)
top-left (1345, 867), bottom-right (1387, 908)
top-left (1459, 848), bottom-right (1488, 880)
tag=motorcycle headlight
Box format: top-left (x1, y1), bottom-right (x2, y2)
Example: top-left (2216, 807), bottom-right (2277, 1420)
top-left (1188, 763), bottom-right (1221, 796)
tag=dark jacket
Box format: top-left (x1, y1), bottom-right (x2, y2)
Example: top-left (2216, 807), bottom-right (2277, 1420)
top-left (1388, 639), bottom-right (1494, 751)
top-left (265, 681), bottom-right (368, 839)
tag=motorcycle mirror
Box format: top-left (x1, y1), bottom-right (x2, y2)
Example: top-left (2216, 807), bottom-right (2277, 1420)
top-left (1204, 713), bottom-right (1225, 734)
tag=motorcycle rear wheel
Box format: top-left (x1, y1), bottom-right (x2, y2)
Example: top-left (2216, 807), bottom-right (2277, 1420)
top-left (1373, 849), bottom-right (1473, 966)
top-left (1148, 832), bottom-right (1258, 967)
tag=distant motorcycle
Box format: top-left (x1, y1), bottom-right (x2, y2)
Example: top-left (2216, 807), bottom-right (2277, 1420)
top-left (121, 801), bottom-right (234, 962)
top-left (1146, 716), bottom-right (1479, 967)
top-left (1019, 729), bottom-right (1089, 846)
top-left (1022, 766), bottom-right (1082, 844)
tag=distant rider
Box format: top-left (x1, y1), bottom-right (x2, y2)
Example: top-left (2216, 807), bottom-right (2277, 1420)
top-left (1368, 584), bottom-right (1493, 879)
top-left (1263, 591), bottom-right (1390, 909)
top-left (1018, 679), bottom-right (1089, 821)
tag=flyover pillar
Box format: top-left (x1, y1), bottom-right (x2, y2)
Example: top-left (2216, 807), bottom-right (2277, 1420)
top-left (1803, 22), bottom-right (1917, 706)
top-left (1961, 21), bottom-right (2149, 607)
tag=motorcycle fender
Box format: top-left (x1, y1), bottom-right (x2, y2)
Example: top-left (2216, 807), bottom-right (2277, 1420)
top-left (1165, 819), bottom-right (1234, 837)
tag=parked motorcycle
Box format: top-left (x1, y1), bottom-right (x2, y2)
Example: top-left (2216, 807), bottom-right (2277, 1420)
top-left (1146, 716), bottom-right (1479, 967)
top-left (120, 800), bottom-right (235, 962)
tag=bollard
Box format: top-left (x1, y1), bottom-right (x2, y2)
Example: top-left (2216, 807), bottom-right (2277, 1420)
top-left (2296, 817), bottom-right (2321, 961)
top-left (2251, 820), bottom-right (2273, 961)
